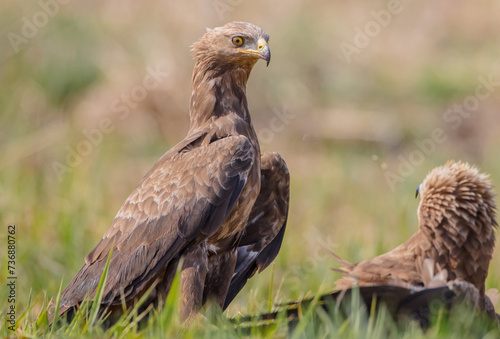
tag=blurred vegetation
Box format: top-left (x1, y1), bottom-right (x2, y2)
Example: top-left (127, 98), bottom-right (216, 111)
top-left (1, 0), bottom-right (500, 337)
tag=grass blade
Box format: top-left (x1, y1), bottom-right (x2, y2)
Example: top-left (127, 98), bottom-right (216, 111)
top-left (88, 246), bottom-right (113, 328)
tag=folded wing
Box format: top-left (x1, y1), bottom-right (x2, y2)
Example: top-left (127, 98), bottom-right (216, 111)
top-left (59, 134), bottom-right (255, 315)
top-left (224, 152), bottom-right (289, 309)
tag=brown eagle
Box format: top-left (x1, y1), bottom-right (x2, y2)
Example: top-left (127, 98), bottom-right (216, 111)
top-left (55, 22), bottom-right (289, 323)
top-left (334, 161), bottom-right (497, 312)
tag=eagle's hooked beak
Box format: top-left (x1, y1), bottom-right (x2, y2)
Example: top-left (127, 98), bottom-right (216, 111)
top-left (238, 38), bottom-right (271, 66)
top-left (415, 183), bottom-right (422, 198)
top-left (257, 38), bottom-right (271, 66)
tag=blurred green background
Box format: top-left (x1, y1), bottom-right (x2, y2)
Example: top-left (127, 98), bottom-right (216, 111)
top-left (2, 0), bottom-right (500, 321)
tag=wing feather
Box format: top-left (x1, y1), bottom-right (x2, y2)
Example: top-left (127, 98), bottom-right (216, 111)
top-left (223, 151), bottom-right (289, 309)
top-left (59, 134), bottom-right (255, 314)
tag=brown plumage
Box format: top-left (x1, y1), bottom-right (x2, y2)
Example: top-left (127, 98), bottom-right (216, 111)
top-left (335, 161), bottom-right (497, 300)
top-left (224, 152), bottom-right (290, 309)
top-left (54, 22), bottom-right (289, 323)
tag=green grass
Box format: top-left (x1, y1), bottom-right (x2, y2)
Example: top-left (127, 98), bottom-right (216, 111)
top-left (4, 273), bottom-right (500, 338)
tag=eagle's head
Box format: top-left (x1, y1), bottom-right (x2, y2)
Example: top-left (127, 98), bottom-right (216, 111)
top-left (416, 161), bottom-right (497, 244)
top-left (191, 21), bottom-right (271, 71)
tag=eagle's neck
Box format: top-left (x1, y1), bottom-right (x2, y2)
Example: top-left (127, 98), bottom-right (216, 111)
top-left (188, 61), bottom-right (254, 133)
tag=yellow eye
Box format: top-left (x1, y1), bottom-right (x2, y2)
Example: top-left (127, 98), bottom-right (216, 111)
top-left (232, 36), bottom-right (244, 46)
